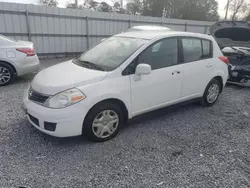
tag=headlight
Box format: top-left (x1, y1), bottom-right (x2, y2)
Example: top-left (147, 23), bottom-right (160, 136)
top-left (43, 88), bottom-right (86, 109)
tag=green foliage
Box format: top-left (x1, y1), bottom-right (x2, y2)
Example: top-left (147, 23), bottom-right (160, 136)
top-left (38, 0), bottom-right (58, 7)
top-left (65, 0), bottom-right (219, 21)
top-left (126, 0), bottom-right (219, 21)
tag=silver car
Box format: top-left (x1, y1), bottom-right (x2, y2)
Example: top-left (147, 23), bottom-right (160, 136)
top-left (0, 34), bottom-right (40, 86)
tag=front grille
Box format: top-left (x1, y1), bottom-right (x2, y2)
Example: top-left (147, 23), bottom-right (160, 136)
top-left (28, 114), bottom-right (39, 126)
top-left (28, 88), bottom-right (50, 104)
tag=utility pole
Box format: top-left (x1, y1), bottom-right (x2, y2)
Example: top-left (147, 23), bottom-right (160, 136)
top-left (225, 0), bottom-right (230, 20)
top-left (120, 0), bottom-right (123, 7)
top-left (75, 0), bottom-right (78, 7)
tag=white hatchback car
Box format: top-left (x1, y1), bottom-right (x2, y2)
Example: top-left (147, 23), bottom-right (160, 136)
top-left (24, 30), bottom-right (229, 142)
top-left (0, 34), bottom-right (40, 86)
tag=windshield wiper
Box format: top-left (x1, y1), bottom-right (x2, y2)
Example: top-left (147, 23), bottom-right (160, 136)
top-left (83, 61), bottom-right (106, 71)
top-left (230, 46), bottom-right (245, 55)
top-left (74, 59), bottom-right (106, 71)
top-left (239, 47), bottom-right (250, 52)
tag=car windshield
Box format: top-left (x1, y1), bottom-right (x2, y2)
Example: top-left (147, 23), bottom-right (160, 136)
top-left (78, 36), bottom-right (147, 71)
top-left (0, 34), bottom-right (17, 42)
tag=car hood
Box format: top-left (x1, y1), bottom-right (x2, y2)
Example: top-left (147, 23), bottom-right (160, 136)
top-left (31, 60), bottom-right (108, 95)
top-left (210, 21), bottom-right (250, 48)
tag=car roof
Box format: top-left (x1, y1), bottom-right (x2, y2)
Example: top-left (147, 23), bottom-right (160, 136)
top-left (116, 30), bottom-right (213, 41)
top-left (127, 25), bottom-right (172, 32)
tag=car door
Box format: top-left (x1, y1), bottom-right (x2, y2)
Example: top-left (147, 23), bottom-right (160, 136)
top-left (180, 38), bottom-right (213, 98)
top-left (127, 37), bottom-right (183, 116)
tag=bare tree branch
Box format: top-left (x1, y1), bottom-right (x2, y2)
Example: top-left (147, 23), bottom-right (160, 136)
top-left (229, 0), bottom-right (249, 20)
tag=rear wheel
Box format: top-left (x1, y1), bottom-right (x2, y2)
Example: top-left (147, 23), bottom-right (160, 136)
top-left (83, 102), bottom-right (123, 142)
top-left (201, 79), bottom-right (221, 107)
top-left (0, 62), bottom-right (16, 86)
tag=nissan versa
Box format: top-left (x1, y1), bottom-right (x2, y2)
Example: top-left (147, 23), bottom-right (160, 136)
top-left (23, 30), bottom-right (229, 142)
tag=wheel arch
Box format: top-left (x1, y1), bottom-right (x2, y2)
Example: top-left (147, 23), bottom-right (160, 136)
top-left (86, 98), bottom-right (129, 124)
top-left (0, 60), bottom-right (17, 74)
top-left (212, 76), bottom-right (223, 93)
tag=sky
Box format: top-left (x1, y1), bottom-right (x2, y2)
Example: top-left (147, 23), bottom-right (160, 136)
top-left (0, 0), bottom-right (229, 18)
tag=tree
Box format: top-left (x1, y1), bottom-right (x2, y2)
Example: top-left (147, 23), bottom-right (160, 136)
top-left (38, 0), bottom-right (58, 7)
top-left (245, 14), bottom-right (250, 20)
top-left (66, 3), bottom-right (84, 9)
top-left (126, 0), bottom-right (142, 15)
top-left (173, 0), bottom-right (220, 21)
top-left (111, 1), bottom-right (127, 13)
top-left (229, 0), bottom-right (249, 20)
top-left (66, 3), bottom-right (77, 8)
top-left (83, 0), bottom-right (99, 10)
top-left (98, 2), bottom-right (112, 12)
top-left (244, 8), bottom-right (250, 20)
top-left (125, 0), bottom-right (219, 21)
top-left (145, 0), bottom-right (165, 17)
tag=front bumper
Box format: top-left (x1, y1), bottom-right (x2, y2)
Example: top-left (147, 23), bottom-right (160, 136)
top-left (23, 88), bottom-right (89, 137)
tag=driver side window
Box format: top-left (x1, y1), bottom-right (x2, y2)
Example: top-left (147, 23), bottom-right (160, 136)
top-left (122, 38), bottom-right (178, 75)
top-left (138, 38), bottom-right (178, 70)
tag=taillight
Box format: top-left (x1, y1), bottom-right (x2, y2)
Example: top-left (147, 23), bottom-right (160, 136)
top-left (218, 56), bottom-right (229, 64)
top-left (16, 48), bottom-right (35, 56)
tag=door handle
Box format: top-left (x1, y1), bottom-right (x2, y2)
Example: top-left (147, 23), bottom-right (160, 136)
top-left (172, 70), bottom-right (181, 75)
top-left (206, 63), bottom-right (213, 67)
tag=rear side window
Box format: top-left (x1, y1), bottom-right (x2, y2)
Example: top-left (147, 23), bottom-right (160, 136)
top-left (202, 40), bottom-right (212, 58)
top-left (182, 38), bottom-right (202, 62)
top-left (181, 38), bottom-right (212, 63)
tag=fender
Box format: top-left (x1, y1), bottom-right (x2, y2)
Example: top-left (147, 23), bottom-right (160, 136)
top-left (78, 77), bottom-right (132, 118)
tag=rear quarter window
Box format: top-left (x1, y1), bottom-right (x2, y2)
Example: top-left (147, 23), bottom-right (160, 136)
top-left (202, 40), bottom-right (212, 58)
top-left (181, 37), bottom-right (213, 63)
top-left (182, 38), bottom-right (202, 62)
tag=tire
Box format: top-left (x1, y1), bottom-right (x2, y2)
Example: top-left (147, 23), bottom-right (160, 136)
top-left (0, 62), bottom-right (16, 86)
top-left (201, 79), bottom-right (221, 107)
top-left (82, 102), bottom-right (123, 142)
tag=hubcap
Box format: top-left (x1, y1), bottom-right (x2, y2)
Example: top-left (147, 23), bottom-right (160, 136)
top-left (207, 84), bottom-right (219, 103)
top-left (0, 67), bottom-right (11, 85)
top-left (92, 110), bottom-right (119, 138)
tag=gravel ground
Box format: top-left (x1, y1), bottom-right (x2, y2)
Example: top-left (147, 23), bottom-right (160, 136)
top-left (0, 58), bottom-right (250, 188)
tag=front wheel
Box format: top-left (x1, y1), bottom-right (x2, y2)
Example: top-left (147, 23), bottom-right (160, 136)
top-left (201, 79), bottom-right (221, 107)
top-left (83, 102), bottom-right (123, 142)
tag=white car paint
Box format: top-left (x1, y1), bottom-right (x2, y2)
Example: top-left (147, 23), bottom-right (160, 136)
top-left (127, 25), bottom-right (172, 32)
top-left (131, 63), bottom-right (183, 115)
top-left (23, 30), bottom-right (228, 138)
top-left (31, 61), bottom-right (108, 95)
top-left (0, 35), bottom-right (40, 78)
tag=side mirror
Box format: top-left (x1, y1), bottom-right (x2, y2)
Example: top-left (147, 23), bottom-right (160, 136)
top-left (135, 64), bottom-right (151, 75)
